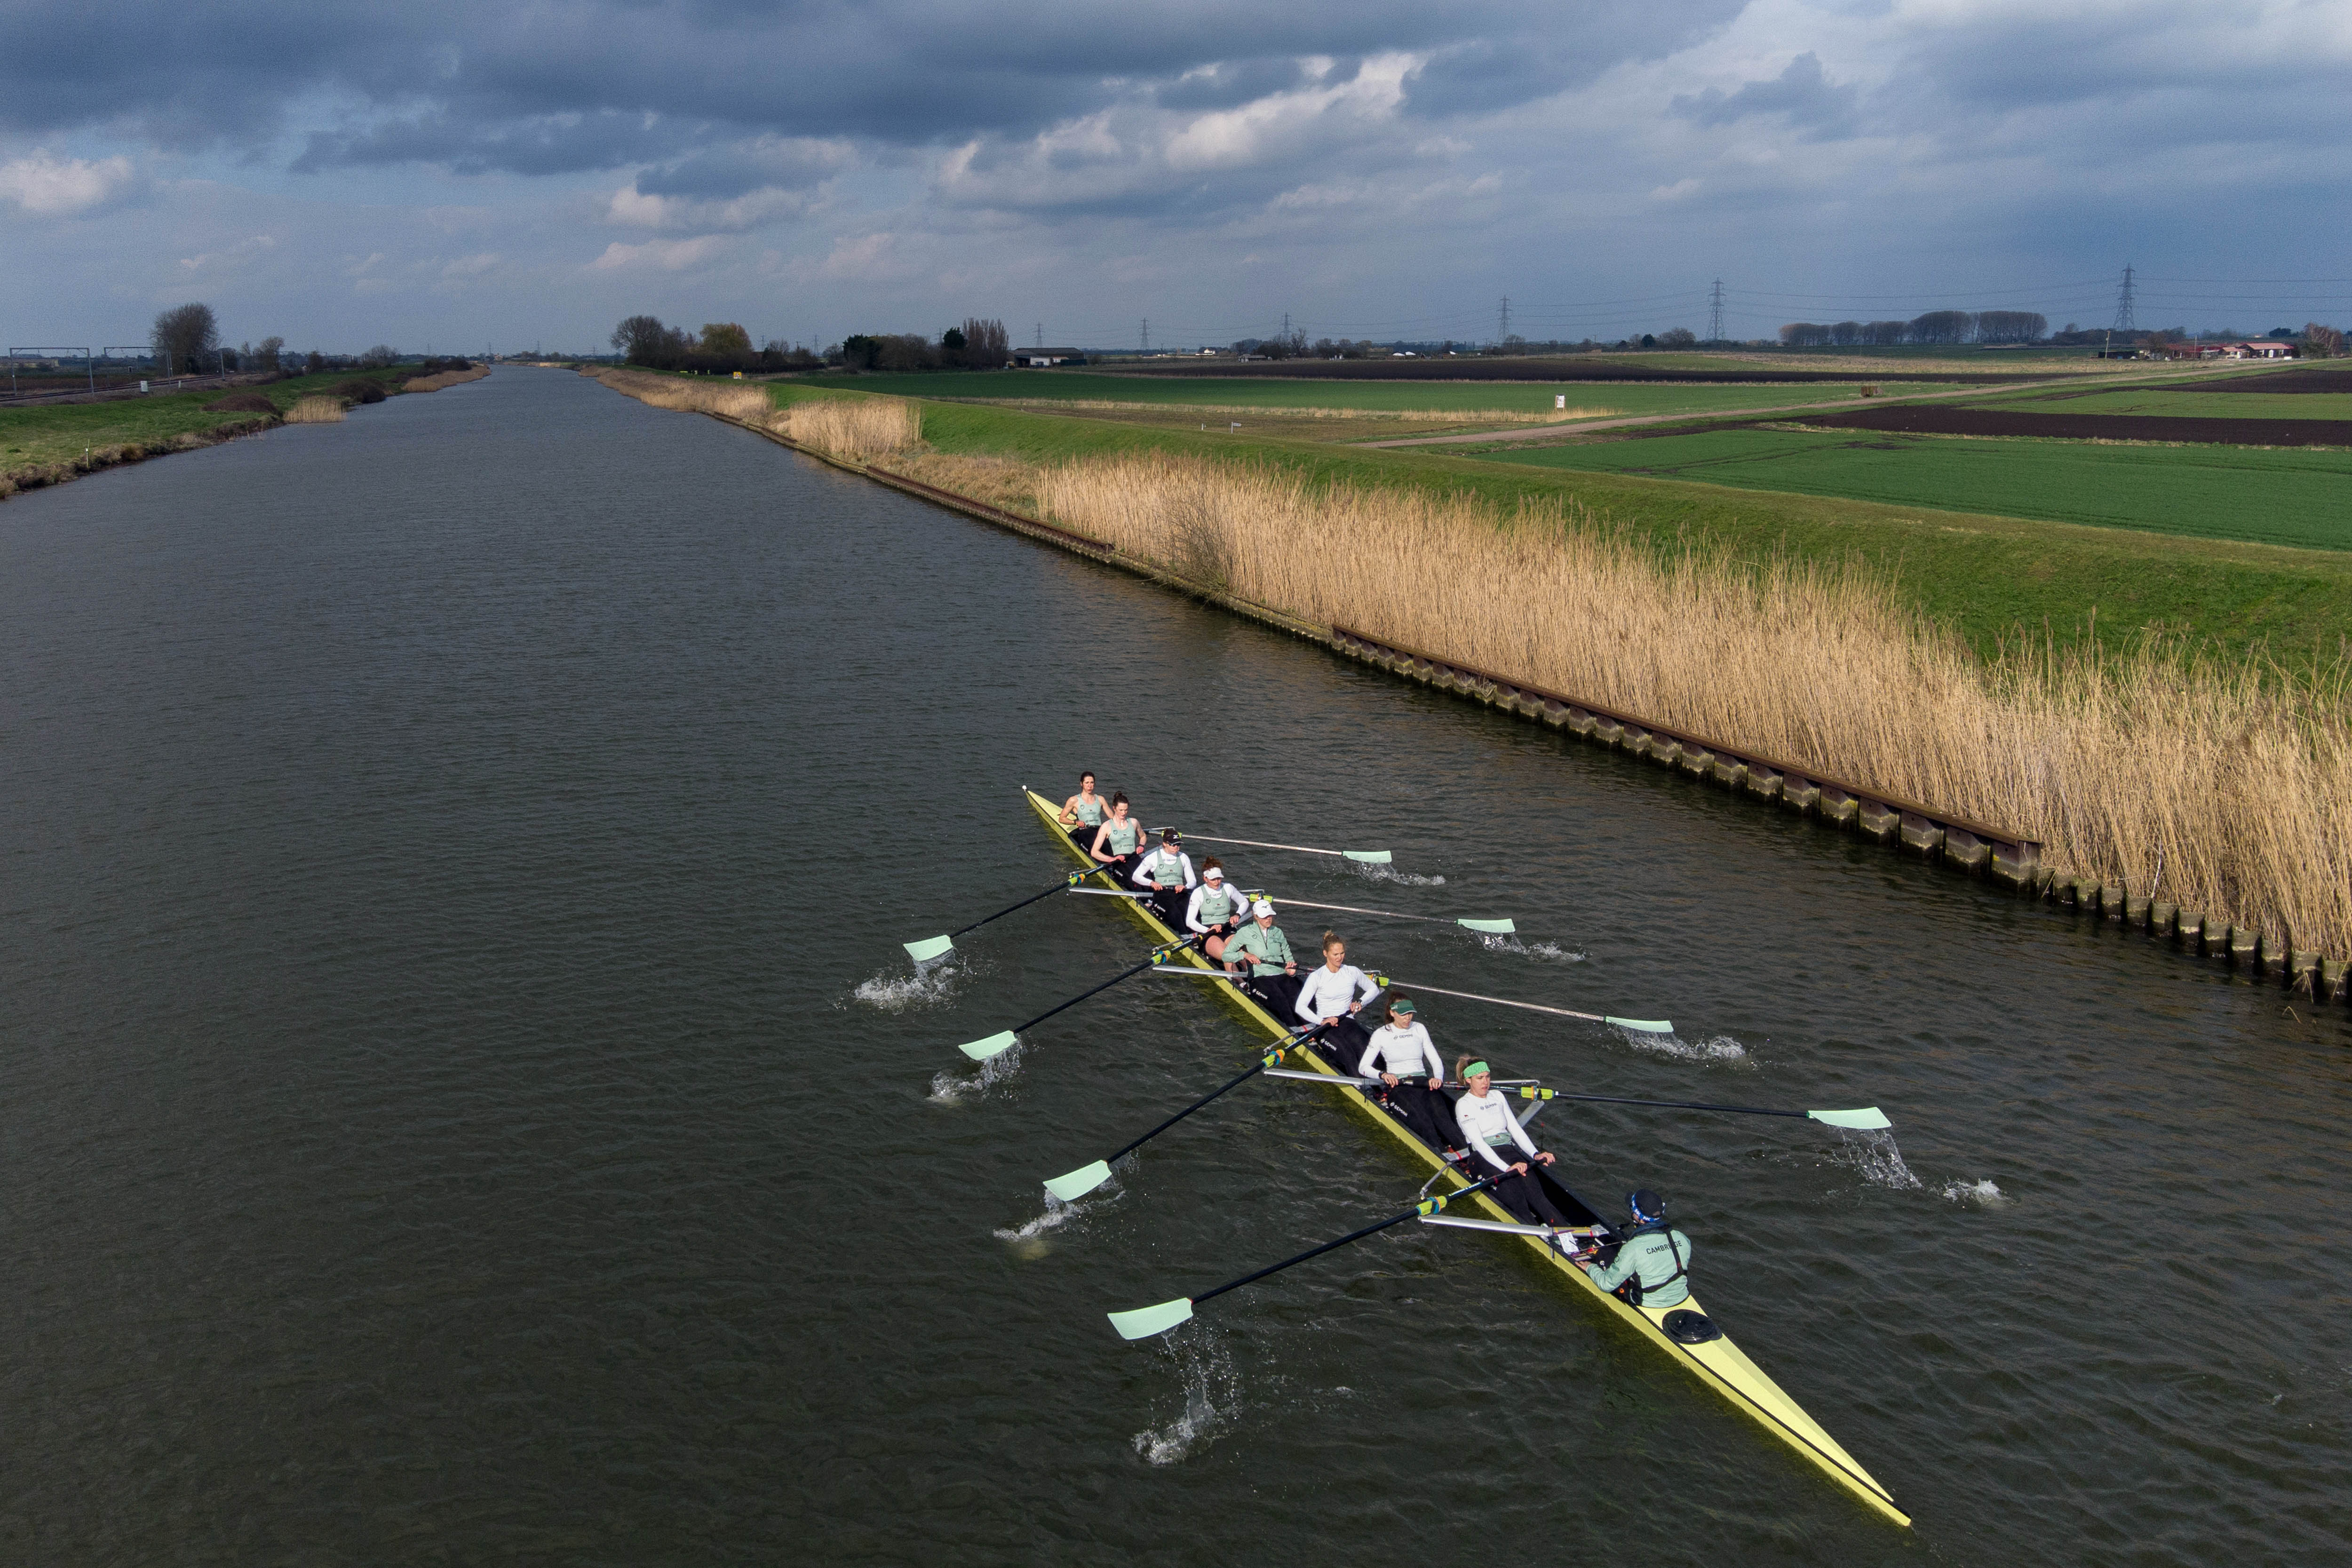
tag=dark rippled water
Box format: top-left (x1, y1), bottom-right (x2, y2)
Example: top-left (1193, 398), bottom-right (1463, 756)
top-left (3, 367), bottom-right (2346, 1564)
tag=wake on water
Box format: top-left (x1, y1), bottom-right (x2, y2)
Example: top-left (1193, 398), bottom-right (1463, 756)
top-left (994, 1183), bottom-right (1120, 1257)
top-left (1943, 1177), bottom-right (2008, 1207)
top-left (1135, 1329), bottom-right (1242, 1465)
top-left (929, 1040), bottom-right (1023, 1103)
top-left (1833, 1128), bottom-right (1924, 1191)
top-left (1351, 864), bottom-right (1445, 888)
top-left (1623, 1027), bottom-right (1749, 1063)
top-left (1471, 933), bottom-right (1588, 963)
top-left (853, 953), bottom-right (966, 1011)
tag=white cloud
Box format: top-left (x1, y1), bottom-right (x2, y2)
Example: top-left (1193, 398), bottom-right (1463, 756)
top-left (586, 235), bottom-right (727, 270)
top-left (604, 183), bottom-right (819, 232)
top-left (0, 150), bottom-right (137, 215)
top-left (441, 252), bottom-right (500, 276)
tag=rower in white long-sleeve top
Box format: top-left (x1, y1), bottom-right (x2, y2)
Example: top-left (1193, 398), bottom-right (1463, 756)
top-left (1183, 859), bottom-right (1248, 961)
top-left (1295, 932), bottom-right (1381, 1058)
top-left (1356, 996), bottom-right (1463, 1151)
top-left (1453, 1057), bottom-right (1574, 1234)
top-left (1129, 829), bottom-right (1197, 926)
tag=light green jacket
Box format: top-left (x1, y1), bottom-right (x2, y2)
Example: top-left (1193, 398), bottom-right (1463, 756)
top-left (1587, 1226), bottom-right (1692, 1308)
top-left (1224, 923), bottom-right (1294, 976)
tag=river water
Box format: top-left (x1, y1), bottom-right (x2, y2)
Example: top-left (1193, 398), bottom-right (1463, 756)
top-left (2, 366), bottom-right (2345, 1564)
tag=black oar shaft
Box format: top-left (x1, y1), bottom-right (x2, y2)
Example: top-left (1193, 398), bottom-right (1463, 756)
top-left (1535, 1089), bottom-right (1804, 1119)
top-left (953, 874), bottom-right (1082, 939)
top-left (1192, 1178), bottom-right (1494, 1308)
top-left (1106, 1030), bottom-right (1324, 1164)
top-left (1011, 941), bottom-right (1198, 1035)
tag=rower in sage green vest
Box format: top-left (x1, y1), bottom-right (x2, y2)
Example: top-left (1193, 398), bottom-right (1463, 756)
top-left (1089, 791), bottom-right (1143, 873)
top-left (1184, 859), bottom-right (1247, 960)
top-left (1059, 772), bottom-right (1108, 841)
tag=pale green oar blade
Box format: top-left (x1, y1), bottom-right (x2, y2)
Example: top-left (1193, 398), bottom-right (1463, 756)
top-left (958, 1030), bottom-right (1019, 1061)
top-left (1456, 918), bottom-right (1516, 934)
top-left (1604, 1016), bottom-right (1675, 1034)
top-left (1107, 1297), bottom-right (1195, 1340)
top-left (1808, 1106), bottom-right (1891, 1130)
top-left (1343, 849), bottom-right (1392, 864)
top-left (1044, 1160), bottom-right (1112, 1202)
top-left (904, 934), bottom-right (954, 963)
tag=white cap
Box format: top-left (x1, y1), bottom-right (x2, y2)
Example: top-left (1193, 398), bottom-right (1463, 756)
top-left (1202, 864), bottom-right (1223, 879)
top-left (1250, 899), bottom-right (1275, 918)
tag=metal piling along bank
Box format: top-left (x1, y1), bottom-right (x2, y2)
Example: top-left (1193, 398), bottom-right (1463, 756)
top-left (682, 390), bottom-right (2346, 1007)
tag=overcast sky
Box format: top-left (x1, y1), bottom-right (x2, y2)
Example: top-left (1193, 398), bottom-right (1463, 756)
top-left (4, 0), bottom-right (2347, 353)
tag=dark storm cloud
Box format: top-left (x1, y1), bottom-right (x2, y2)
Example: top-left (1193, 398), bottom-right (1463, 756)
top-left (1, 0), bottom-right (1746, 176)
top-left (1672, 52), bottom-right (1858, 136)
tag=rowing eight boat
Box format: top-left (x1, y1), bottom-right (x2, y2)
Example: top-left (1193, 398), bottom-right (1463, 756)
top-left (1017, 787), bottom-right (1909, 1527)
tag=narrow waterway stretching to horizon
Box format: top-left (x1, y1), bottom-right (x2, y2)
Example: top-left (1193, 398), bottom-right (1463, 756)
top-left (2, 366), bottom-right (2345, 1563)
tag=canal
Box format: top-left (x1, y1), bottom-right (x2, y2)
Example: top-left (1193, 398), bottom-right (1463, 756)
top-left (1, 366), bottom-right (2344, 1562)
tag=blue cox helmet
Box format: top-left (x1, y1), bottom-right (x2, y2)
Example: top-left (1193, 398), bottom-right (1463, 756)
top-left (1628, 1189), bottom-right (1666, 1225)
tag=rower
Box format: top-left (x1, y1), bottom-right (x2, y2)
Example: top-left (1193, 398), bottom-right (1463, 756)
top-left (1356, 996), bottom-right (1462, 1151)
top-left (1129, 828), bottom-right (1197, 926)
top-left (1184, 859), bottom-right (1248, 960)
top-left (1295, 931), bottom-right (1380, 1059)
top-left (1453, 1057), bottom-right (1573, 1234)
top-left (1058, 771), bottom-right (1108, 844)
top-left (1088, 792), bottom-right (1143, 876)
top-left (1222, 898), bottom-right (1301, 1015)
top-left (1582, 1190), bottom-right (1693, 1308)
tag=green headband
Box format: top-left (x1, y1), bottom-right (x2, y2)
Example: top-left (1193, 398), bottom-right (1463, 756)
top-left (1462, 1060), bottom-right (1491, 1078)
top-left (1391, 998), bottom-right (1416, 1014)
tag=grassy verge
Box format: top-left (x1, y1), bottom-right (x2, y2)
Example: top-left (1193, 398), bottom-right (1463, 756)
top-left (811, 392), bottom-right (2352, 659)
top-left (0, 367), bottom-right (419, 495)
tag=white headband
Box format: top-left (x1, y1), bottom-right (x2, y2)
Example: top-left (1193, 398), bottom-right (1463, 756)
top-left (1203, 866), bottom-right (1223, 879)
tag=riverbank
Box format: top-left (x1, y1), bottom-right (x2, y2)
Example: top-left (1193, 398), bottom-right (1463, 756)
top-left (587, 368), bottom-right (2352, 984)
top-left (0, 364), bottom-right (487, 501)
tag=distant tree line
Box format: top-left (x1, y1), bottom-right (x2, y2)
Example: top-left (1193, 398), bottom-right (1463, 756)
top-left (828, 319), bottom-right (1011, 371)
top-left (147, 302), bottom-right (443, 380)
top-left (610, 315), bottom-right (826, 373)
top-left (613, 315), bottom-right (1015, 373)
top-left (1778, 311), bottom-right (2050, 348)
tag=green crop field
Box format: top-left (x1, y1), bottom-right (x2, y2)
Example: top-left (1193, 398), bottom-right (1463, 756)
top-left (772, 369), bottom-right (1948, 421)
top-left (1457, 425), bottom-right (2352, 554)
top-left (0, 367), bottom-right (417, 478)
top-left (854, 395), bottom-right (2352, 660)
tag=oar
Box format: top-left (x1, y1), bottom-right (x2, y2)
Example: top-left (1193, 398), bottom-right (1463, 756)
top-left (954, 938), bottom-right (1200, 1061)
top-left (1106, 1176), bottom-right (1496, 1340)
top-left (1247, 893), bottom-right (1513, 935)
top-left (1515, 1085), bottom-right (1889, 1130)
top-left (1263, 1068), bottom-right (1539, 1089)
top-left (1044, 1032), bottom-right (1321, 1201)
top-left (1372, 973), bottom-right (1672, 1035)
top-left (905, 868), bottom-right (1095, 961)
top-left (1163, 830), bottom-right (1391, 865)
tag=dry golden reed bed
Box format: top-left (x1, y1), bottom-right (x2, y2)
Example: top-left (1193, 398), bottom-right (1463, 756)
top-left (402, 366), bottom-right (491, 393)
top-left (1035, 454), bottom-right (2352, 962)
top-left (285, 396), bottom-right (345, 424)
top-left (590, 368), bottom-right (919, 461)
